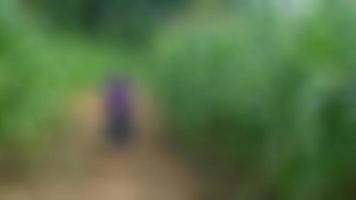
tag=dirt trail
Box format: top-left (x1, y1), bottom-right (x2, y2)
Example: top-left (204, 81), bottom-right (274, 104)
top-left (1, 138), bottom-right (201, 200)
top-left (0, 89), bottom-right (202, 200)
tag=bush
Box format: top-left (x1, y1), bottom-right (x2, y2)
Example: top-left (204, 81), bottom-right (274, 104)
top-left (150, 1), bottom-right (356, 199)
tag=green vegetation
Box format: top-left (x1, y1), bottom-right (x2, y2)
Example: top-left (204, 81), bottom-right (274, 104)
top-left (0, 0), bottom-right (356, 199)
top-left (150, 1), bottom-right (356, 199)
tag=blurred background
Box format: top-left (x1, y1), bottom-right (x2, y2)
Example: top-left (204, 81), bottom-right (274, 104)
top-left (1, 0), bottom-right (356, 199)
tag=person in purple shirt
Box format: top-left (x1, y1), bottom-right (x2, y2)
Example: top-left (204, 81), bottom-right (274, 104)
top-left (105, 75), bottom-right (135, 147)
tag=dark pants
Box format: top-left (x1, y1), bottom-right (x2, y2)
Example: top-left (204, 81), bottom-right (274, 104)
top-left (107, 112), bottom-right (133, 147)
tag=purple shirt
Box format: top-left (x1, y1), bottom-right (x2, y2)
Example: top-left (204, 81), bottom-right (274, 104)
top-left (107, 81), bottom-right (131, 115)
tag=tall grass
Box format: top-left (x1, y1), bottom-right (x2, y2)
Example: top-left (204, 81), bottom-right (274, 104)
top-left (150, 1), bottom-right (356, 199)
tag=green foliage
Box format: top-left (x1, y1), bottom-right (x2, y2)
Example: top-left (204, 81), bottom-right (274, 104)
top-left (150, 1), bottom-right (356, 199)
top-left (0, 1), bottom-right (119, 144)
top-left (28, 0), bottom-right (188, 44)
top-left (1, 0), bottom-right (356, 198)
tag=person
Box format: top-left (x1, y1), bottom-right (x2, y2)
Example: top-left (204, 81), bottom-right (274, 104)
top-left (105, 75), bottom-right (135, 148)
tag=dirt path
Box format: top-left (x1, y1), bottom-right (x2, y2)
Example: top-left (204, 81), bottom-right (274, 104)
top-left (0, 140), bottom-right (201, 200)
top-left (0, 89), bottom-right (202, 200)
